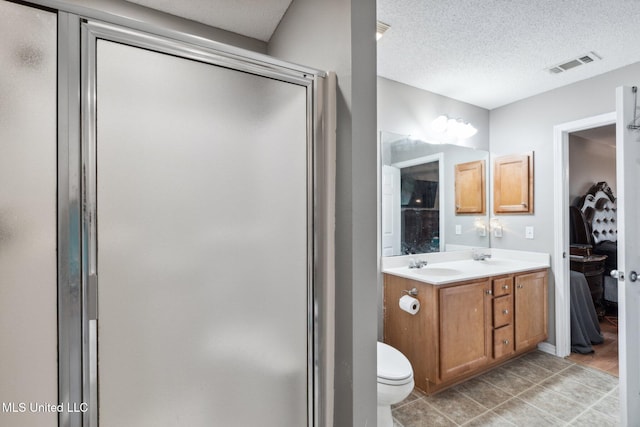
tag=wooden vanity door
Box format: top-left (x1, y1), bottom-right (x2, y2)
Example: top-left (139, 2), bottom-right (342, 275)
top-left (515, 271), bottom-right (548, 350)
top-left (439, 281), bottom-right (492, 381)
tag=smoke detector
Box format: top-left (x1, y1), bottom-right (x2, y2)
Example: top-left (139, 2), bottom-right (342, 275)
top-left (547, 51), bottom-right (602, 74)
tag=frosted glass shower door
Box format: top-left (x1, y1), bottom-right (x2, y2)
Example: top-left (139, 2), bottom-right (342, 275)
top-left (95, 39), bottom-right (309, 426)
top-left (0, 3), bottom-right (57, 427)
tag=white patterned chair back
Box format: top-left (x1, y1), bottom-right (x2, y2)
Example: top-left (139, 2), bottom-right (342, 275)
top-left (578, 182), bottom-right (617, 245)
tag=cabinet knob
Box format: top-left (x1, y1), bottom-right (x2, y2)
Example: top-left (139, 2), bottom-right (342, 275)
top-left (521, 202), bottom-right (527, 207)
top-left (517, 284), bottom-right (524, 289)
top-left (502, 285), bottom-right (509, 290)
top-left (503, 309), bottom-right (509, 315)
top-left (503, 339), bottom-right (510, 345)
top-left (485, 289), bottom-right (493, 295)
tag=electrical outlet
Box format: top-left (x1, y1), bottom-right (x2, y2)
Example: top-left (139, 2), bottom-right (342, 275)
top-left (455, 224), bottom-right (462, 235)
top-left (525, 226), bottom-right (534, 239)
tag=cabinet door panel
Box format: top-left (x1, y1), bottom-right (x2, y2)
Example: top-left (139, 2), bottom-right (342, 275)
top-left (493, 153), bottom-right (533, 214)
top-left (515, 271), bottom-right (548, 349)
top-left (439, 281), bottom-right (491, 381)
top-left (455, 160), bottom-right (485, 214)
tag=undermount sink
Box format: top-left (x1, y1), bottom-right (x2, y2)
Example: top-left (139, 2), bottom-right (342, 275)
top-left (413, 267), bottom-right (462, 277)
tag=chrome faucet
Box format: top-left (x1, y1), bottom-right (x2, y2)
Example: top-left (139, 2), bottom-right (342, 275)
top-left (408, 258), bottom-right (428, 269)
top-left (472, 251), bottom-right (491, 261)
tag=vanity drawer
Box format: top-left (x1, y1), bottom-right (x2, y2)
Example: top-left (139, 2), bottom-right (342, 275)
top-left (492, 277), bottom-right (513, 297)
top-left (493, 295), bottom-right (513, 328)
top-left (493, 325), bottom-right (514, 359)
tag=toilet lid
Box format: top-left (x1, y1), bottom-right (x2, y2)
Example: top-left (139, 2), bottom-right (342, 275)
top-left (377, 342), bottom-right (413, 385)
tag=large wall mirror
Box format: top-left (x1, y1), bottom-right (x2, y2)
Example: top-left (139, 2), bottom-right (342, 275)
top-left (381, 131), bottom-right (490, 256)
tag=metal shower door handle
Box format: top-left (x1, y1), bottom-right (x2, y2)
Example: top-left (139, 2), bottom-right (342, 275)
top-left (611, 270), bottom-right (624, 281)
top-left (630, 271), bottom-right (638, 282)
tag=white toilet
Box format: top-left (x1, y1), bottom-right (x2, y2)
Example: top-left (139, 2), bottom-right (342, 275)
top-left (377, 341), bottom-right (414, 427)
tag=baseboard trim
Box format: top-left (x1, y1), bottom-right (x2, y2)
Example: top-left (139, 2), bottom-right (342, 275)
top-left (537, 341), bottom-right (557, 356)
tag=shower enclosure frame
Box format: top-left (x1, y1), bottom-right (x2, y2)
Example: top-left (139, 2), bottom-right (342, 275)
top-left (55, 8), bottom-right (331, 427)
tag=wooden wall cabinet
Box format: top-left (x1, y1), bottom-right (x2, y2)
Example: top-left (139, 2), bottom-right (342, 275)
top-left (384, 269), bottom-right (548, 395)
top-left (455, 159), bottom-right (486, 214)
top-left (493, 152), bottom-right (534, 214)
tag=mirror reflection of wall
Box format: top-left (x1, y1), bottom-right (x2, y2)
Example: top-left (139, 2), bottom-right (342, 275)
top-left (381, 131), bottom-right (490, 256)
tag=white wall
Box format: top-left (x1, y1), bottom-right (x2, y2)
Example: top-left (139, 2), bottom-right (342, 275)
top-left (269, 1), bottom-right (378, 426)
top-left (490, 61), bottom-right (640, 345)
top-left (569, 135), bottom-right (617, 204)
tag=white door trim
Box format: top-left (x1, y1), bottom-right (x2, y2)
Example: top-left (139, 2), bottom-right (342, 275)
top-left (552, 111), bottom-right (616, 358)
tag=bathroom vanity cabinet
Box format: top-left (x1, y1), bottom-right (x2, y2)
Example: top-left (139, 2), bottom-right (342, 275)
top-left (383, 269), bottom-right (548, 395)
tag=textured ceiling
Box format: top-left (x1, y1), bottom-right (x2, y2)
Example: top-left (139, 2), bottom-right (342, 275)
top-left (127, 1), bottom-right (640, 110)
top-left (378, 0), bottom-right (640, 109)
top-left (126, 0), bottom-right (293, 42)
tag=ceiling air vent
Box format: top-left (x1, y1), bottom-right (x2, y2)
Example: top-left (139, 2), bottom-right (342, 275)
top-left (376, 21), bottom-right (390, 40)
top-left (546, 51), bottom-right (601, 74)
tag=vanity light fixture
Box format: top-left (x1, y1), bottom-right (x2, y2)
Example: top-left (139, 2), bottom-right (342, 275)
top-left (430, 115), bottom-right (478, 139)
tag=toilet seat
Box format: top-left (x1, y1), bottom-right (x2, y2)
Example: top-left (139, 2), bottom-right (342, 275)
top-left (377, 342), bottom-right (413, 386)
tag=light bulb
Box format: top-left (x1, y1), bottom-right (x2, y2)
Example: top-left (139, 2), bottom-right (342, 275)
top-left (431, 115), bottom-right (448, 133)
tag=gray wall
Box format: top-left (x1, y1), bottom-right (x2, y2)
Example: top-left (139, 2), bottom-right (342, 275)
top-left (569, 135), bottom-right (617, 204)
top-left (490, 61), bottom-right (640, 345)
top-left (270, 0), bottom-right (378, 426)
top-left (378, 77), bottom-right (490, 151)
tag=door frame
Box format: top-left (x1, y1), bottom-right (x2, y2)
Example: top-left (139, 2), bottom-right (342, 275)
top-left (552, 111), bottom-right (616, 358)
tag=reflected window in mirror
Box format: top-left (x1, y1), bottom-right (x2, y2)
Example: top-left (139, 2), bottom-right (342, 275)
top-left (401, 162), bottom-right (440, 254)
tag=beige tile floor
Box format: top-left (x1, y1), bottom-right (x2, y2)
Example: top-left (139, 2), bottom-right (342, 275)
top-left (392, 351), bottom-right (619, 427)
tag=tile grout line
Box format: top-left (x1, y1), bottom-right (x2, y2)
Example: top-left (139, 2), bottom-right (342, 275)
top-left (393, 352), bottom-right (619, 427)
top-left (393, 395), bottom-right (462, 427)
top-left (420, 396), bottom-right (468, 426)
top-left (563, 389), bottom-right (618, 426)
top-left (514, 360), bottom-right (620, 426)
top-left (459, 404), bottom-right (517, 426)
top-left (476, 358), bottom-right (607, 425)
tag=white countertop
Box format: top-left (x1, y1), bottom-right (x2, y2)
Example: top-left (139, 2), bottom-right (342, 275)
top-left (382, 249), bottom-right (550, 285)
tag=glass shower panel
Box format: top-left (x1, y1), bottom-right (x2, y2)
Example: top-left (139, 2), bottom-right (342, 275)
top-left (0, 2), bottom-right (57, 427)
top-left (96, 40), bottom-right (308, 426)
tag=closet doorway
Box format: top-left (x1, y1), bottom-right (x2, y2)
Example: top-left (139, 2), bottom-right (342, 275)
top-left (566, 124), bottom-right (619, 377)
